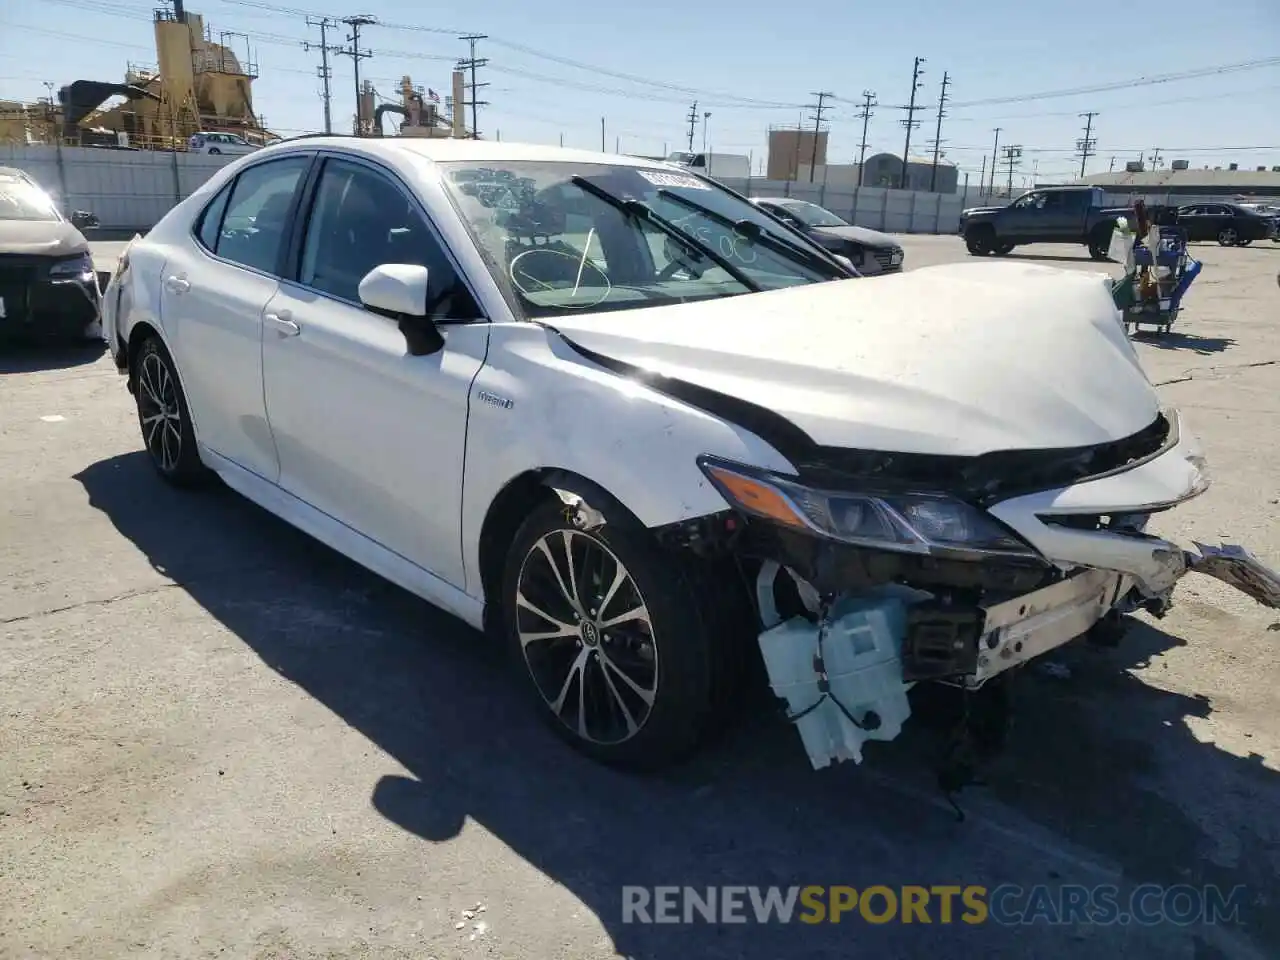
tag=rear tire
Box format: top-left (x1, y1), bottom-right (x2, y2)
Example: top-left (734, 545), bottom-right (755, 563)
top-left (500, 498), bottom-right (735, 770)
top-left (1217, 227), bottom-right (1238, 246)
top-left (992, 242), bottom-right (1015, 256)
top-left (133, 335), bottom-right (208, 487)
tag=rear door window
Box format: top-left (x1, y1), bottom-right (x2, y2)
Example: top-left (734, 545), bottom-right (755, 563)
top-left (212, 156), bottom-right (311, 275)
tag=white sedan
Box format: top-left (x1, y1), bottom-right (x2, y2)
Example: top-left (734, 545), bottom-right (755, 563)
top-left (102, 138), bottom-right (1280, 773)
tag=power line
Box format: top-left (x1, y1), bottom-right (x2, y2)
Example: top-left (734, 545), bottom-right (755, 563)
top-left (1075, 111), bottom-right (1098, 178)
top-left (806, 91), bottom-right (833, 183)
top-left (854, 91), bottom-right (876, 187)
top-left (336, 15), bottom-right (376, 136)
top-left (457, 33), bottom-right (489, 139)
top-left (928, 71), bottom-right (951, 192)
top-left (303, 16), bottom-right (342, 134)
top-left (898, 57), bottom-right (926, 189)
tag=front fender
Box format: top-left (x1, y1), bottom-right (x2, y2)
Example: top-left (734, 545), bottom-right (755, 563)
top-left (459, 323), bottom-right (797, 594)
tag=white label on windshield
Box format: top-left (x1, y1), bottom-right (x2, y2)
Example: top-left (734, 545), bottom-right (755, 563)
top-left (637, 170), bottom-right (710, 190)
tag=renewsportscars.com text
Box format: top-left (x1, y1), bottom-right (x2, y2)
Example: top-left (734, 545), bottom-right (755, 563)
top-left (621, 884), bottom-right (1247, 926)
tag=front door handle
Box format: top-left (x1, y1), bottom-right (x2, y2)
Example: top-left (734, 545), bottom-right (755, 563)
top-left (164, 275), bottom-right (190, 294)
top-left (264, 309), bottom-right (300, 336)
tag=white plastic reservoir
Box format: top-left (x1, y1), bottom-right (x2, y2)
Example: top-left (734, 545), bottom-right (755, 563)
top-left (758, 591), bottom-right (914, 769)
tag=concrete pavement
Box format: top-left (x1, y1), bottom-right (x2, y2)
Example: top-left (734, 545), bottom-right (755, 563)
top-left (3, 237), bottom-right (1278, 959)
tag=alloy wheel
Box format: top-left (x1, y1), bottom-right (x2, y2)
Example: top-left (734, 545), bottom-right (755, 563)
top-left (1219, 227), bottom-right (1238, 246)
top-left (138, 351), bottom-right (183, 473)
top-left (514, 529), bottom-right (658, 745)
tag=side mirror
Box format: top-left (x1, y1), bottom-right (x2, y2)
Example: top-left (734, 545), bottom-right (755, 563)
top-left (71, 210), bottom-right (99, 230)
top-left (358, 264), bottom-right (444, 356)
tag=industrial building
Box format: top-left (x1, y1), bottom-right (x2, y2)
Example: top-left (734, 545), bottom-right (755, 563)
top-left (0, 1), bottom-right (471, 149)
top-left (858, 152), bottom-right (959, 193)
top-left (765, 128), bottom-right (959, 193)
top-left (1076, 161), bottom-right (1280, 198)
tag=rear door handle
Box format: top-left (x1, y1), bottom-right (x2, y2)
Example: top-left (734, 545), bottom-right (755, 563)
top-left (164, 276), bottom-right (190, 294)
top-left (264, 309), bottom-right (300, 336)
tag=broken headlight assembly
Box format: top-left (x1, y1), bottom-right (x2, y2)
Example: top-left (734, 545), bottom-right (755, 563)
top-left (699, 456), bottom-right (1040, 560)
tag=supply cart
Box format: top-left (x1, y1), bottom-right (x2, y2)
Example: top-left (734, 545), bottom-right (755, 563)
top-left (1109, 214), bottom-right (1202, 336)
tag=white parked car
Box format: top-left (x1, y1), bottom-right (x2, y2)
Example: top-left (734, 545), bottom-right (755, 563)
top-left (102, 138), bottom-right (1280, 773)
top-left (188, 131), bottom-right (258, 156)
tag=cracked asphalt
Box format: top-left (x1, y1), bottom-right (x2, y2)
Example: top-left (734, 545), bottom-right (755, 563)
top-left (2, 237), bottom-right (1278, 959)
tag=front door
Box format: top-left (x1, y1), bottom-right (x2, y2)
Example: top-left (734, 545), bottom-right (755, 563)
top-left (161, 154), bottom-right (312, 481)
top-left (260, 155), bottom-right (489, 588)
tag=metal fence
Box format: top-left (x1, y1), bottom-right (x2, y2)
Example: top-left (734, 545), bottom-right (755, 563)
top-left (4, 142), bottom-right (978, 234)
top-left (2, 143), bottom-right (234, 230)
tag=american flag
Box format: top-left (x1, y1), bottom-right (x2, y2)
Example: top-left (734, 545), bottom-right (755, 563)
top-left (427, 88), bottom-right (440, 103)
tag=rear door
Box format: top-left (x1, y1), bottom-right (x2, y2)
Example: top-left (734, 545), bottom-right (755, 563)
top-left (160, 153), bottom-right (313, 481)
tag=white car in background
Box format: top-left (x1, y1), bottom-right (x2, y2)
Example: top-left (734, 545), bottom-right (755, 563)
top-left (188, 132), bottom-right (258, 156)
top-left (101, 138), bottom-right (1280, 774)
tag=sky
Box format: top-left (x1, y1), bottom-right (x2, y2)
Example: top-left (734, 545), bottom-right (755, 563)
top-left (1, 0), bottom-right (1278, 189)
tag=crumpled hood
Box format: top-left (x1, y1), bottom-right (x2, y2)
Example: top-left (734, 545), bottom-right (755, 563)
top-left (0, 219), bottom-right (87, 257)
top-left (551, 261), bottom-right (1158, 458)
top-left (810, 224), bottom-right (899, 248)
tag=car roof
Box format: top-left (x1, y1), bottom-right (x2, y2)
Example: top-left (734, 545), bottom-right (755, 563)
top-left (258, 135), bottom-right (684, 169)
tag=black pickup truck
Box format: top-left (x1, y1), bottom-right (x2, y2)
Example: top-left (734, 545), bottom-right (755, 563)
top-left (958, 185), bottom-right (1131, 260)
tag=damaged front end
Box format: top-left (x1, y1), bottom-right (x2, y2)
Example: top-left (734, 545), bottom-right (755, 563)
top-left (677, 407), bottom-right (1280, 775)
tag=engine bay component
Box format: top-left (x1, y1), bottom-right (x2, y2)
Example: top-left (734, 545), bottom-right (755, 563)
top-left (756, 562), bottom-right (918, 768)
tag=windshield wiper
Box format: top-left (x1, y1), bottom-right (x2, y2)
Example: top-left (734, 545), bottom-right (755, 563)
top-left (570, 176), bottom-right (761, 292)
top-left (655, 189), bottom-right (848, 277)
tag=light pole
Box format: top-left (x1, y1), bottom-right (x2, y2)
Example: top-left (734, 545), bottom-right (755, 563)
top-left (702, 111), bottom-right (711, 153)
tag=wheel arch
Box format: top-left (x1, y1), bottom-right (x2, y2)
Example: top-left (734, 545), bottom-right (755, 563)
top-left (476, 467), bottom-right (648, 632)
top-left (126, 321), bottom-right (203, 443)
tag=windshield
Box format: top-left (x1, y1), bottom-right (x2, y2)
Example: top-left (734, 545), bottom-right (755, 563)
top-left (776, 200), bottom-right (848, 228)
top-left (0, 178), bottom-right (60, 222)
top-left (439, 161), bottom-right (848, 319)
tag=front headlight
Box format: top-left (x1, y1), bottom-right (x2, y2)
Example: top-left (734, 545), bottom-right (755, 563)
top-left (48, 252), bottom-right (95, 281)
top-left (699, 458), bottom-right (1040, 559)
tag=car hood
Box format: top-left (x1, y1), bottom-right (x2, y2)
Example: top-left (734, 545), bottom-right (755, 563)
top-left (550, 261), bottom-right (1157, 458)
top-left (810, 224), bottom-right (899, 248)
top-left (0, 219), bottom-right (87, 256)
top-left (960, 206), bottom-right (1005, 217)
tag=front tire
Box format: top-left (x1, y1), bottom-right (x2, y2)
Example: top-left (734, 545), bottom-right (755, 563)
top-left (965, 227), bottom-right (994, 256)
top-left (501, 499), bottom-right (722, 770)
top-left (134, 336), bottom-right (207, 486)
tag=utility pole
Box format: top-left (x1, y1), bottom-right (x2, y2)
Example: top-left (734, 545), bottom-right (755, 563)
top-left (304, 16), bottom-right (341, 134)
top-left (338, 15), bottom-right (375, 136)
top-left (1075, 111), bottom-right (1098, 178)
top-left (600, 116), bottom-right (605, 152)
top-left (978, 155), bottom-right (986, 199)
top-left (988, 126), bottom-right (1002, 195)
top-left (806, 91), bottom-right (832, 182)
top-left (854, 90), bottom-right (876, 186)
top-left (1002, 144), bottom-right (1022, 196)
top-left (898, 57), bottom-right (926, 189)
top-left (458, 34), bottom-right (489, 139)
top-left (1149, 147), bottom-right (1163, 169)
top-left (685, 100), bottom-right (698, 152)
top-left (1109, 156), bottom-right (1116, 172)
top-left (928, 70), bottom-right (950, 192)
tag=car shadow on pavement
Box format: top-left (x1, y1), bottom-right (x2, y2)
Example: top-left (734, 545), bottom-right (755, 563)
top-left (76, 452), bottom-right (1280, 959)
top-left (1131, 331), bottom-right (1236, 355)
top-left (0, 340), bottom-right (106, 374)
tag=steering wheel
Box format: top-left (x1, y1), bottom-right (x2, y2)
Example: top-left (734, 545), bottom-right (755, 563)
top-left (508, 247), bottom-right (612, 309)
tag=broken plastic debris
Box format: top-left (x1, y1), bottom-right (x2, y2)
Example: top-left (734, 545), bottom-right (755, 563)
top-left (462, 910), bottom-right (475, 920)
top-left (454, 921), bottom-right (465, 930)
top-left (1185, 542), bottom-right (1280, 608)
